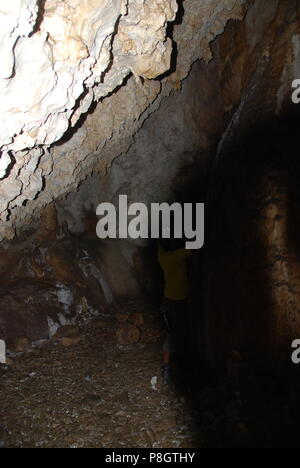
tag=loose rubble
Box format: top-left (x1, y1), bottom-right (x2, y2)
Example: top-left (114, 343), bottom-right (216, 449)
top-left (0, 300), bottom-right (198, 449)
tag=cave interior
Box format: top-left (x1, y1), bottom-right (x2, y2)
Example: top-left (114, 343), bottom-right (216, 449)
top-left (1, 0), bottom-right (300, 449)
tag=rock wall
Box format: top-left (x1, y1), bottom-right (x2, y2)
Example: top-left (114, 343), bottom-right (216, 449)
top-left (0, 0), bottom-right (247, 241)
top-left (55, 57), bottom-right (223, 234)
top-left (0, 230), bottom-right (150, 346)
top-left (202, 0), bottom-right (300, 374)
top-left (0, 0), bottom-right (177, 152)
top-left (58, 0), bottom-right (300, 375)
top-left (1, 0), bottom-right (300, 375)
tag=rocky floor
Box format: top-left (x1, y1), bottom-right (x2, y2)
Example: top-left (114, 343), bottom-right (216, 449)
top-left (0, 300), bottom-right (199, 449)
top-left (2, 298), bottom-right (300, 449)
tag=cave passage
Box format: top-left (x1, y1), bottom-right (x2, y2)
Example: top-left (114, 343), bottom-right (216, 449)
top-left (2, 114), bottom-right (300, 449)
top-left (2, 0), bottom-right (300, 450)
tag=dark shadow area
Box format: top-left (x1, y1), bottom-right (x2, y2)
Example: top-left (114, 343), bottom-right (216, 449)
top-left (155, 0), bottom-right (185, 80)
top-left (167, 107), bottom-right (300, 447)
top-left (55, 95), bottom-right (98, 148)
top-left (100, 15), bottom-right (122, 84)
top-left (0, 153), bottom-right (16, 181)
top-left (30, 0), bottom-right (47, 36)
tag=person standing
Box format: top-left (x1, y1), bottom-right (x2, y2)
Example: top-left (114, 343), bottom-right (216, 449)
top-left (158, 239), bottom-right (191, 383)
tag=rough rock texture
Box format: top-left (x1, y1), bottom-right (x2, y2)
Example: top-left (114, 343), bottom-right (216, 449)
top-left (55, 58), bottom-right (223, 235)
top-left (201, 0), bottom-right (300, 374)
top-left (203, 118), bottom-right (300, 376)
top-left (56, 0), bottom-right (300, 375)
top-left (0, 0), bottom-right (176, 152)
top-left (1, 0), bottom-right (300, 377)
top-left (0, 0), bottom-right (247, 241)
top-left (0, 232), bottom-right (151, 344)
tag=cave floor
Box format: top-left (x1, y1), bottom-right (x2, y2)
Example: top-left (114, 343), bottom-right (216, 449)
top-left (0, 300), bottom-right (199, 449)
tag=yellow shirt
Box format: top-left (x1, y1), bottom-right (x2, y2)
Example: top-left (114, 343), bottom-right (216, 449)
top-left (158, 245), bottom-right (191, 301)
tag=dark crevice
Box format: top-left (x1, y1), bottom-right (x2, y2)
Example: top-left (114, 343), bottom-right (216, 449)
top-left (30, 0), bottom-right (47, 36)
top-left (155, 0), bottom-right (185, 80)
top-left (0, 153), bottom-right (16, 181)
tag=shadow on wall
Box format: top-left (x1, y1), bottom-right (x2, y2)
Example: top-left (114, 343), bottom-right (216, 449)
top-left (201, 105), bottom-right (300, 377)
top-left (76, 207), bottom-right (165, 301)
top-left (31, 0), bottom-right (47, 35)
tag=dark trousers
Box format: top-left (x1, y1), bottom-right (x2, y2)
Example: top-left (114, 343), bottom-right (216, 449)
top-left (161, 298), bottom-right (188, 366)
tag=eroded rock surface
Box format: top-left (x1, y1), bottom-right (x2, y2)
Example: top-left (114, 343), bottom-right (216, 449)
top-left (0, 232), bottom-right (150, 344)
top-left (0, 0), bottom-right (177, 153)
top-left (0, 0), bottom-right (247, 241)
top-left (1, 0), bottom-right (300, 378)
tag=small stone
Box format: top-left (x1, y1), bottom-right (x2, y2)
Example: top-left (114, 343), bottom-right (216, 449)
top-left (129, 313), bottom-right (144, 327)
top-left (143, 428), bottom-right (156, 447)
top-left (155, 417), bottom-right (177, 432)
top-left (93, 319), bottom-right (106, 329)
top-left (7, 336), bottom-right (31, 353)
top-left (81, 394), bottom-right (102, 406)
top-left (53, 325), bottom-right (80, 340)
top-left (116, 313), bottom-right (128, 323)
top-left (116, 324), bottom-right (140, 345)
top-left (151, 376), bottom-right (158, 391)
top-left (60, 336), bottom-right (81, 347)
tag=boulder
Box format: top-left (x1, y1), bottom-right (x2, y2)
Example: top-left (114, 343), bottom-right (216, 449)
top-left (129, 313), bottom-right (144, 327)
top-left (60, 336), bottom-right (81, 348)
top-left (116, 313), bottom-right (128, 323)
top-left (116, 324), bottom-right (141, 346)
top-left (53, 325), bottom-right (80, 340)
top-left (7, 336), bottom-right (31, 353)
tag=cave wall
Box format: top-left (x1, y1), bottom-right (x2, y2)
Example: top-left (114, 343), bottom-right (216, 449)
top-left (0, 0), bottom-right (248, 347)
top-left (55, 58), bottom-right (223, 233)
top-left (202, 0), bottom-right (300, 375)
top-left (58, 0), bottom-right (300, 376)
top-left (53, 53), bottom-right (224, 316)
top-left (51, 1), bottom-right (300, 378)
top-left (1, 0), bottom-right (300, 375)
top-left (0, 0), bottom-right (247, 242)
top-left (203, 121), bottom-right (300, 377)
